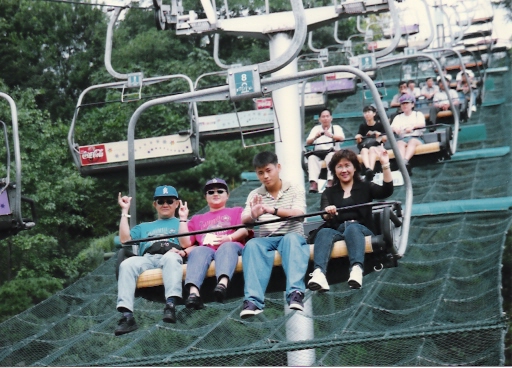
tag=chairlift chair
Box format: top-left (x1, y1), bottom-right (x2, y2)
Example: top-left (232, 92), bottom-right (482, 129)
top-left (67, 76), bottom-right (204, 178)
top-left (0, 94), bottom-right (37, 240)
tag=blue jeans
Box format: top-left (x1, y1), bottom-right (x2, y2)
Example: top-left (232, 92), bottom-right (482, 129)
top-left (313, 222), bottom-right (373, 274)
top-left (242, 233), bottom-right (309, 310)
top-left (185, 242), bottom-right (243, 289)
top-left (117, 252), bottom-right (183, 312)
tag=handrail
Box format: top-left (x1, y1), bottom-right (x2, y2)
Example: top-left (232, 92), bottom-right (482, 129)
top-left (122, 201), bottom-right (402, 245)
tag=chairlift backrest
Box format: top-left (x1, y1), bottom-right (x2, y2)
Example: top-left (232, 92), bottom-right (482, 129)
top-left (0, 94), bottom-right (37, 239)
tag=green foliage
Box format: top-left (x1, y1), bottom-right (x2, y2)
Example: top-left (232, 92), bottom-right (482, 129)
top-left (69, 233), bottom-right (117, 282)
top-left (0, 277), bottom-right (63, 322)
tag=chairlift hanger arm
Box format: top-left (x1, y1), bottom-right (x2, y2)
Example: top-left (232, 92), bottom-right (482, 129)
top-left (105, 6), bottom-right (129, 80)
top-left (122, 201), bottom-right (401, 246)
top-left (156, 1), bottom-right (391, 37)
top-left (0, 93), bottom-right (23, 226)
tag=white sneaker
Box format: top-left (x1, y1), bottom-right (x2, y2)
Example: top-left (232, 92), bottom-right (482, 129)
top-left (471, 105), bottom-right (477, 112)
top-left (348, 265), bottom-right (363, 289)
top-left (308, 268), bottom-right (330, 292)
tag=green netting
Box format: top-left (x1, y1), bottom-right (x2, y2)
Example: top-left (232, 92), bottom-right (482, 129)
top-left (0, 65), bottom-right (510, 366)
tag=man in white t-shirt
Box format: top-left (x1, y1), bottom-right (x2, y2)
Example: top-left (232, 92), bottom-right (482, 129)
top-left (429, 79), bottom-right (460, 126)
top-left (305, 108), bottom-right (345, 193)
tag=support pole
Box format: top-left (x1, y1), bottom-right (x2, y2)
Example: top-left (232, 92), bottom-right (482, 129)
top-left (269, 32), bottom-right (304, 191)
top-left (285, 291), bottom-right (315, 366)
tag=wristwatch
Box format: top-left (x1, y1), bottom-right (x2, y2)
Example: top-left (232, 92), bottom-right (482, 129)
top-left (273, 208), bottom-right (278, 215)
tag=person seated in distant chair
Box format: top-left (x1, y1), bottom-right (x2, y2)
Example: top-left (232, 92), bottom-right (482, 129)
top-left (390, 81), bottom-right (408, 108)
top-left (390, 94), bottom-right (426, 176)
top-left (180, 178), bottom-right (249, 309)
top-left (420, 77), bottom-right (439, 101)
top-left (355, 105), bottom-right (387, 181)
top-left (429, 78), bottom-right (460, 127)
top-left (436, 67), bottom-right (453, 83)
top-left (389, 81), bottom-right (409, 123)
top-left (407, 80), bottom-right (421, 98)
top-left (115, 185), bottom-right (189, 336)
top-left (305, 108), bottom-right (345, 193)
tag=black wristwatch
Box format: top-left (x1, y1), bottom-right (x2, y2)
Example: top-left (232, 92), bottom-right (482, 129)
top-left (273, 207), bottom-right (278, 215)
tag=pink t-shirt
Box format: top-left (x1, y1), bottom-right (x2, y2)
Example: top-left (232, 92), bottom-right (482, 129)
top-left (188, 207), bottom-right (245, 251)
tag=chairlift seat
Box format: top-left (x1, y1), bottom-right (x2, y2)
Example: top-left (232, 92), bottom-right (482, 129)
top-left (129, 205), bottom-right (402, 289)
top-left (0, 183), bottom-right (37, 240)
top-left (314, 127), bottom-right (452, 171)
top-left (198, 110), bottom-right (275, 140)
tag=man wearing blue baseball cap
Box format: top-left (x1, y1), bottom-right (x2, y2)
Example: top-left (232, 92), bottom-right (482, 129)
top-left (180, 178), bottom-right (249, 308)
top-left (114, 185), bottom-right (190, 336)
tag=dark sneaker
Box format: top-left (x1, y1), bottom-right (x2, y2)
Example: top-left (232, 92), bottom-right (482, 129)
top-left (309, 181), bottom-right (318, 193)
top-left (214, 283), bottom-right (227, 303)
top-left (405, 163), bottom-right (413, 177)
top-left (288, 291), bottom-right (304, 311)
top-left (240, 300), bottom-right (263, 319)
top-left (163, 302), bottom-right (176, 323)
top-left (114, 315), bottom-right (138, 336)
top-left (185, 293), bottom-right (205, 310)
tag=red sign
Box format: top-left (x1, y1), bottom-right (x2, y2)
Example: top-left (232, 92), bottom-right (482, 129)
top-left (255, 98), bottom-right (273, 110)
top-left (325, 73), bottom-right (337, 81)
top-left (367, 41), bottom-right (378, 51)
top-left (79, 144), bottom-right (107, 166)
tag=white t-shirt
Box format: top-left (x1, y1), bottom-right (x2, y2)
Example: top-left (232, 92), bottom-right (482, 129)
top-left (391, 111), bottom-right (426, 138)
top-left (433, 89), bottom-right (459, 105)
top-left (307, 124), bottom-right (345, 151)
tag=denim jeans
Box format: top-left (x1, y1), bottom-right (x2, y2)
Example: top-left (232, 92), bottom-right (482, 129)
top-left (117, 252), bottom-right (183, 312)
top-left (185, 242), bottom-right (243, 289)
top-left (242, 233), bottom-right (309, 310)
top-left (313, 222), bottom-right (373, 274)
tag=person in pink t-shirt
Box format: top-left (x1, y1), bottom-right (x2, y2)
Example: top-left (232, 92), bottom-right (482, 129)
top-left (180, 178), bottom-right (249, 308)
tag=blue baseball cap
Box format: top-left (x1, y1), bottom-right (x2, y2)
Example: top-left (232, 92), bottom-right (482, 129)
top-left (153, 185), bottom-right (179, 199)
top-left (204, 178), bottom-right (229, 193)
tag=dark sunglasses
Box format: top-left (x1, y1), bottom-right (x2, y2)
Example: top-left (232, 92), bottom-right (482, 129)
top-left (206, 189), bottom-right (226, 195)
top-left (156, 198), bottom-right (176, 205)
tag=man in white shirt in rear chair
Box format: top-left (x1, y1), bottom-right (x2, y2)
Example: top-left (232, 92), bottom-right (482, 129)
top-left (305, 108), bottom-right (345, 193)
top-left (428, 78), bottom-right (460, 127)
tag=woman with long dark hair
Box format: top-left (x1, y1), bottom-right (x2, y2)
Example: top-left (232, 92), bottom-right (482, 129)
top-left (308, 148), bottom-right (393, 291)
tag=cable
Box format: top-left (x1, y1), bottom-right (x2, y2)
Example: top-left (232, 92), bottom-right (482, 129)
top-left (32, 0), bottom-right (152, 10)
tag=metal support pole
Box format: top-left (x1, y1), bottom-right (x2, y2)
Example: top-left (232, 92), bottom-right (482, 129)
top-left (269, 33), bottom-right (305, 191)
top-left (285, 291), bottom-right (315, 366)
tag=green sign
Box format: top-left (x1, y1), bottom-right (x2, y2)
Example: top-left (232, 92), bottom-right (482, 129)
top-left (233, 71), bottom-right (254, 96)
top-left (359, 55), bottom-right (376, 71)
